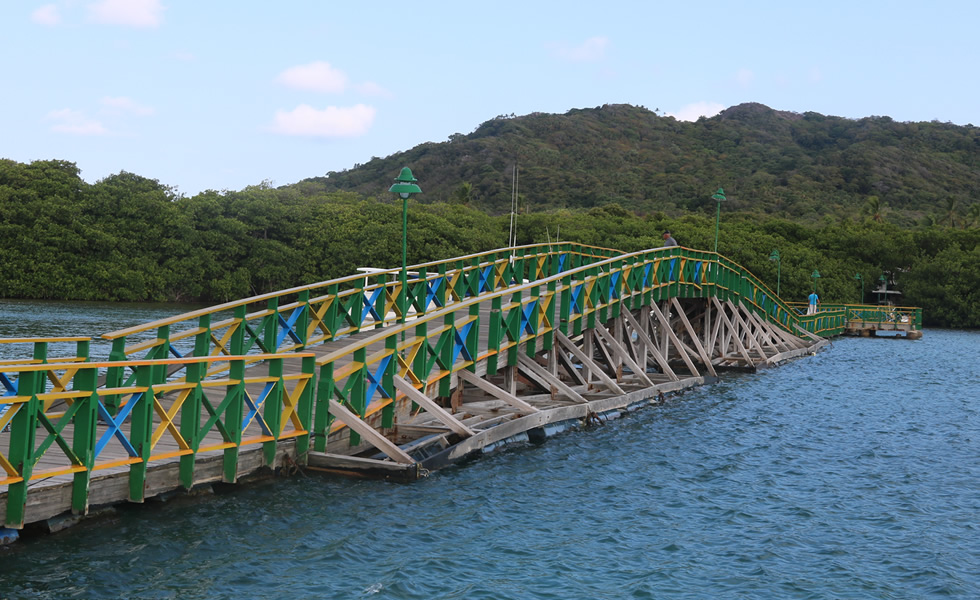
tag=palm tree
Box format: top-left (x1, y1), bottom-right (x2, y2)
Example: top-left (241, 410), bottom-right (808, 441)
top-left (863, 196), bottom-right (885, 223)
top-left (943, 197), bottom-right (960, 228)
top-left (450, 181), bottom-right (473, 205)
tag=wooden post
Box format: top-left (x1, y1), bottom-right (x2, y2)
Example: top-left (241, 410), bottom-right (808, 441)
top-left (296, 355), bottom-right (316, 460)
top-left (296, 290), bottom-right (311, 347)
top-left (70, 367), bottom-right (98, 515)
top-left (382, 335), bottom-right (396, 428)
top-left (128, 365), bottom-right (154, 503)
top-left (179, 360), bottom-right (203, 490)
top-left (262, 358), bottom-right (284, 465)
top-left (349, 347), bottom-right (367, 446)
top-left (222, 306), bottom-right (247, 481)
top-left (265, 297), bottom-right (280, 351)
top-left (487, 294), bottom-right (502, 375)
top-left (313, 361), bottom-right (334, 453)
top-left (5, 370), bottom-right (41, 528)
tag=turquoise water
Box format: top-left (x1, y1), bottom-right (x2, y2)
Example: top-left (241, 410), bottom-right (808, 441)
top-left (1, 304), bottom-right (978, 598)
top-left (0, 299), bottom-right (207, 362)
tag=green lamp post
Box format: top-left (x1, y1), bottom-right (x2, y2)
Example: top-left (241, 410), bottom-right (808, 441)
top-left (853, 273), bottom-right (864, 304)
top-left (711, 187), bottom-right (726, 254)
top-left (768, 249), bottom-right (781, 297)
top-left (388, 167), bottom-right (422, 324)
top-left (811, 269), bottom-right (821, 294)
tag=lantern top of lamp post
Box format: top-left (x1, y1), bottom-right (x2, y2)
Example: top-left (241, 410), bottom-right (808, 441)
top-left (389, 167), bottom-right (421, 198)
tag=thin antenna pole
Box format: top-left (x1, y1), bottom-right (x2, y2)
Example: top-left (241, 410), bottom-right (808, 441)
top-left (509, 163), bottom-right (518, 249)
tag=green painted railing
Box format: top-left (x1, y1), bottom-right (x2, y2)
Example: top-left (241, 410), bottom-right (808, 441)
top-left (785, 302), bottom-right (922, 331)
top-left (821, 304), bottom-right (923, 330)
top-left (1, 353), bottom-right (314, 528)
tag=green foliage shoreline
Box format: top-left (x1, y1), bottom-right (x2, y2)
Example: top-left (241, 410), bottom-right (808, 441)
top-left (1, 158), bottom-right (977, 328)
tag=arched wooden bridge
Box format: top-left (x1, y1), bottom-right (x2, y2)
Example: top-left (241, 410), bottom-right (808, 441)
top-left (0, 243), bottom-right (922, 531)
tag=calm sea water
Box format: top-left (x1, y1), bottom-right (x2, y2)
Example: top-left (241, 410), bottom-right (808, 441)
top-left (1, 302), bottom-right (978, 599)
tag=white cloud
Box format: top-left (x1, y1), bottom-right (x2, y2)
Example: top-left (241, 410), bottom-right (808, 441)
top-left (46, 109), bottom-right (108, 135)
top-left (277, 61), bottom-right (348, 94)
top-left (101, 96), bottom-right (155, 116)
top-left (31, 4), bottom-right (61, 26)
top-left (735, 68), bottom-right (754, 88)
top-left (550, 36), bottom-right (609, 62)
top-left (87, 0), bottom-right (164, 28)
top-left (668, 102), bottom-right (724, 122)
top-left (269, 104), bottom-right (376, 138)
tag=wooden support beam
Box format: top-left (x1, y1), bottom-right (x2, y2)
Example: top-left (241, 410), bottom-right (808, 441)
top-left (744, 310), bottom-right (786, 355)
top-left (766, 317), bottom-right (808, 349)
top-left (750, 311), bottom-right (802, 354)
top-left (458, 369), bottom-right (540, 414)
top-left (591, 329), bottom-right (619, 381)
top-left (613, 318), bottom-right (625, 376)
top-left (593, 321), bottom-right (655, 388)
top-left (504, 364), bottom-right (517, 395)
top-left (670, 298), bottom-right (717, 377)
top-left (517, 354), bottom-right (589, 404)
top-left (725, 303), bottom-right (769, 364)
top-left (327, 399), bottom-right (416, 464)
top-left (621, 309), bottom-right (678, 381)
top-left (631, 310), bottom-right (649, 375)
top-left (711, 298), bottom-right (753, 366)
top-left (745, 310), bottom-right (784, 351)
top-left (647, 300), bottom-right (701, 377)
top-left (555, 346), bottom-right (590, 388)
top-left (394, 377), bottom-right (476, 437)
top-left (707, 299), bottom-right (724, 357)
top-left (308, 452), bottom-right (419, 476)
top-left (793, 323), bottom-right (823, 342)
top-left (581, 332), bottom-right (595, 387)
top-left (555, 330), bottom-right (626, 395)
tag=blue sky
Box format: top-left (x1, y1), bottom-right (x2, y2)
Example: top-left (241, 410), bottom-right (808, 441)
top-left (3, 1), bottom-right (977, 197)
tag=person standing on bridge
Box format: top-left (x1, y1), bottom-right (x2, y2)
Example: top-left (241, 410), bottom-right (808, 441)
top-left (807, 291), bottom-right (820, 315)
top-left (662, 230), bottom-right (678, 247)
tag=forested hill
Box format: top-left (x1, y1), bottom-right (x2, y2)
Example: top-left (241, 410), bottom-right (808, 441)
top-left (2, 103), bottom-right (979, 327)
top-left (300, 103), bottom-right (980, 226)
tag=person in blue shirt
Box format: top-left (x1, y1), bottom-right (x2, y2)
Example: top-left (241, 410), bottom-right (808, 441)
top-left (807, 291), bottom-right (820, 315)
